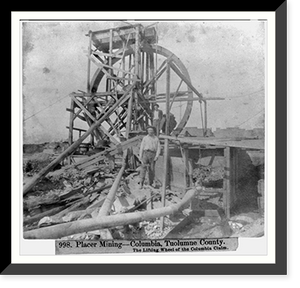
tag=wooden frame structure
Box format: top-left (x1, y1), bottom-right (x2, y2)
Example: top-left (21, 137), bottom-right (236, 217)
top-left (67, 24), bottom-right (209, 152)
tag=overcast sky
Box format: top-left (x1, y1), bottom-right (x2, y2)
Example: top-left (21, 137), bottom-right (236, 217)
top-left (22, 21), bottom-right (265, 143)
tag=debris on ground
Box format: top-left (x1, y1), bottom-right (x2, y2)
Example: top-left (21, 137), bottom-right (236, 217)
top-left (23, 140), bottom-right (264, 241)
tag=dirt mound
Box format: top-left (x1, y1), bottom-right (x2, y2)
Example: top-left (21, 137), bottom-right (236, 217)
top-left (23, 153), bottom-right (54, 175)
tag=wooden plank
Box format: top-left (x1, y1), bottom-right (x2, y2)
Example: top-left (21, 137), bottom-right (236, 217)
top-left (159, 135), bottom-right (264, 150)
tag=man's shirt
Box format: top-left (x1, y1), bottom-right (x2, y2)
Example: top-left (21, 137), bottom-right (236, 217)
top-left (153, 110), bottom-right (160, 120)
top-left (139, 135), bottom-right (161, 159)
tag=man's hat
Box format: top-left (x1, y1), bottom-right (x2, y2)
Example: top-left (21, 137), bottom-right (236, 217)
top-left (146, 125), bottom-right (156, 132)
top-left (154, 103), bottom-right (159, 107)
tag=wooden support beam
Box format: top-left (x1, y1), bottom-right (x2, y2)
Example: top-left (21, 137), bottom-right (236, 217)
top-left (146, 52), bottom-right (149, 85)
top-left (108, 29), bottom-right (113, 92)
top-left (73, 91), bottom-right (116, 97)
top-left (134, 25), bottom-right (141, 80)
top-left (98, 162), bottom-right (126, 217)
top-left (23, 85), bottom-right (135, 195)
top-left (142, 60), bottom-right (167, 94)
top-left (84, 114), bottom-right (103, 143)
top-left (223, 147), bottom-right (231, 218)
top-left (71, 95), bottom-right (120, 145)
top-left (68, 99), bottom-right (75, 147)
top-left (204, 100), bottom-right (208, 136)
top-left (126, 92), bottom-right (134, 138)
top-left (223, 147), bottom-right (238, 219)
top-left (96, 155), bottom-right (126, 239)
top-left (66, 126), bottom-right (87, 133)
top-left (169, 61), bottom-right (204, 102)
top-left (71, 93), bottom-right (97, 121)
top-left (160, 63), bottom-right (171, 231)
top-left (92, 50), bottom-right (123, 58)
top-left (141, 51), bottom-right (145, 84)
top-left (128, 54), bottom-right (132, 85)
top-left (89, 54), bottom-right (136, 76)
top-left (181, 145), bottom-right (193, 188)
top-left (106, 75), bottom-right (135, 82)
top-left (169, 79), bottom-right (183, 110)
top-left (152, 95), bottom-right (224, 101)
top-left (87, 30), bottom-right (92, 92)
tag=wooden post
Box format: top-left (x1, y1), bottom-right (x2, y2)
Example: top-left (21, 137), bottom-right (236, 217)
top-left (149, 52), bottom-right (155, 112)
top-left (204, 100), bottom-right (208, 136)
top-left (87, 30), bottom-right (92, 92)
top-left (126, 91), bottom-right (134, 138)
top-left (160, 63), bottom-right (171, 231)
top-left (108, 29), bottom-right (113, 92)
top-left (133, 26), bottom-right (141, 130)
top-left (128, 54), bottom-right (132, 85)
top-left (224, 147), bottom-right (231, 218)
top-left (231, 148), bottom-right (238, 206)
top-left (146, 53), bottom-right (150, 85)
top-left (141, 51), bottom-right (145, 84)
top-left (68, 99), bottom-right (75, 146)
top-left (182, 145), bottom-right (192, 188)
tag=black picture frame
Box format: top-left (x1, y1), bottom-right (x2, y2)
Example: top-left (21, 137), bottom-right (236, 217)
top-left (6, 3), bottom-right (287, 275)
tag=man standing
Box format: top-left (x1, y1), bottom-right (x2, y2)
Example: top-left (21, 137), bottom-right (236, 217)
top-left (138, 126), bottom-right (161, 189)
top-left (152, 103), bottom-right (163, 136)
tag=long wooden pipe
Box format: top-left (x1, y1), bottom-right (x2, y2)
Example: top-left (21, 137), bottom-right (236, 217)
top-left (23, 188), bottom-right (196, 239)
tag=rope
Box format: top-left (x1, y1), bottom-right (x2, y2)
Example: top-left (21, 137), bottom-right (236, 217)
top-left (227, 88), bottom-right (264, 99)
top-left (236, 108), bottom-right (264, 127)
top-left (23, 94), bottom-right (70, 122)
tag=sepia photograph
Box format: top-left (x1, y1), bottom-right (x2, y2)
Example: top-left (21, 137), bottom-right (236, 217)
top-left (21, 20), bottom-right (266, 254)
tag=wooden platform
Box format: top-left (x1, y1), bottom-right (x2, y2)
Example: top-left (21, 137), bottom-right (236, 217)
top-left (160, 135), bottom-right (264, 150)
top-left (90, 24), bottom-right (157, 51)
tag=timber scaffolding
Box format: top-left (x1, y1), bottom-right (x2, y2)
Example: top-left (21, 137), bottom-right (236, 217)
top-left (23, 24), bottom-right (264, 239)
